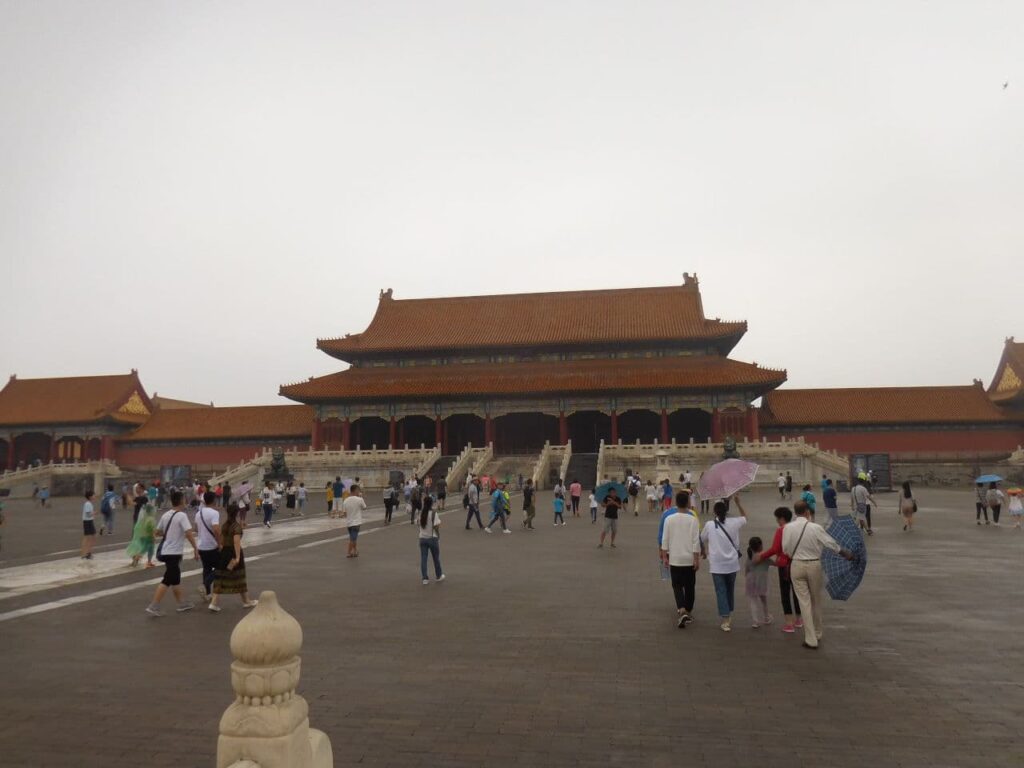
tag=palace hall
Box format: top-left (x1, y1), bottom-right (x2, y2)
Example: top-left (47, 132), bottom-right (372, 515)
top-left (279, 276), bottom-right (786, 454)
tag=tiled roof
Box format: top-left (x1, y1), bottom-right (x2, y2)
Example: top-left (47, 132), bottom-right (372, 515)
top-left (0, 372), bottom-right (152, 427)
top-left (987, 338), bottom-right (1024, 403)
top-left (281, 356), bottom-right (785, 402)
top-left (122, 404), bottom-right (313, 442)
top-left (317, 282), bottom-right (746, 359)
top-left (760, 385), bottom-right (1007, 427)
top-left (152, 395), bottom-right (214, 410)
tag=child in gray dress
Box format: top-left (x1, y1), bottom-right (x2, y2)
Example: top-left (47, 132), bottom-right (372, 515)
top-left (745, 536), bottom-right (773, 628)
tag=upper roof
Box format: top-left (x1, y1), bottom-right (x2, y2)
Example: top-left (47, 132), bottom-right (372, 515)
top-left (0, 372), bottom-right (153, 427)
top-left (152, 395), bottom-right (214, 410)
top-left (317, 277), bottom-right (746, 360)
top-left (760, 384), bottom-right (1008, 427)
top-left (122, 404), bottom-right (313, 442)
top-left (987, 337), bottom-right (1024, 404)
top-left (281, 356), bottom-right (785, 402)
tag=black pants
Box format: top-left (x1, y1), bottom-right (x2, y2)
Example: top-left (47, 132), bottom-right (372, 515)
top-left (779, 567), bottom-right (802, 616)
top-left (669, 565), bottom-right (696, 612)
top-left (865, 505), bottom-right (873, 530)
top-left (976, 502), bottom-right (989, 522)
top-left (465, 504), bottom-right (482, 528)
top-left (992, 504), bottom-right (1001, 524)
top-left (199, 548), bottom-right (220, 595)
top-left (571, 496), bottom-right (580, 514)
top-left (133, 496), bottom-right (146, 525)
top-left (384, 500), bottom-right (393, 523)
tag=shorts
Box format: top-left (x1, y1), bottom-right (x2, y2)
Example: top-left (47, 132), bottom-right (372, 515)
top-left (161, 554), bottom-right (183, 586)
top-left (83, 520), bottom-right (96, 536)
top-left (855, 503), bottom-right (867, 519)
top-left (438, 492), bottom-right (447, 500)
top-left (348, 526), bottom-right (360, 541)
top-left (332, 498), bottom-right (344, 511)
top-left (603, 518), bottom-right (618, 534)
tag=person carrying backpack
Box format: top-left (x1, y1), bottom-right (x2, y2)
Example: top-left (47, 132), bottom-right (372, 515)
top-left (99, 484), bottom-right (118, 536)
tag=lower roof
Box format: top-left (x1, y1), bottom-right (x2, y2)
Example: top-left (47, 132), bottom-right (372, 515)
top-left (281, 356), bottom-right (786, 402)
top-left (121, 404), bottom-right (312, 442)
top-left (0, 372), bottom-right (151, 427)
top-left (760, 385), bottom-right (1008, 427)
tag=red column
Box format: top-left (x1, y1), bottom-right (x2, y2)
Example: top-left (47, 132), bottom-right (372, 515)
top-left (745, 408), bottom-right (760, 441)
top-left (100, 435), bottom-right (115, 461)
top-left (484, 416), bottom-right (493, 445)
top-left (5, 439), bottom-right (14, 471)
top-left (610, 410), bottom-right (619, 444)
top-left (558, 411), bottom-right (568, 445)
top-left (435, 416), bottom-right (443, 450)
top-left (389, 417), bottom-right (397, 449)
top-left (711, 409), bottom-right (722, 442)
top-left (49, 434), bottom-right (58, 463)
top-left (312, 419), bottom-right (323, 450)
top-left (341, 418), bottom-right (351, 451)
top-left (660, 409), bottom-right (669, 444)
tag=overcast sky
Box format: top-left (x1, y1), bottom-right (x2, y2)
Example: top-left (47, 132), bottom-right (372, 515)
top-left (1, 1), bottom-right (1021, 406)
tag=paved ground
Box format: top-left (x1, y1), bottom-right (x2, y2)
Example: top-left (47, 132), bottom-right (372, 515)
top-left (0, 487), bottom-right (1021, 767)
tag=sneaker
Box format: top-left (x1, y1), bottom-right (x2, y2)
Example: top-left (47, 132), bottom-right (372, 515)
top-left (422, 579), bottom-right (429, 585)
top-left (782, 624), bottom-right (795, 633)
top-left (677, 614), bottom-right (688, 629)
top-left (801, 641), bottom-right (819, 650)
top-left (484, 527), bottom-right (493, 534)
top-left (242, 601), bottom-right (258, 609)
top-left (681, 613), bottom-right (694, 626)
top-left (502, 529), bottom-right (511, 534)
top-left (994, 522), bottom-right (1001, 527)
top-left (752, 623), bottom-right (760, 629)
top-left (610, 543), bottom-right (616, 548)
top-left (795, 618), bottom-right (804, 629)
top-left (977, 520), bottom-right (982, 525)
top-left (438, 574), bottom-right (446, 582)
top-left (208, 604), bottom-right (222, 613)
top-left (176, 603), bottom-right (195, 613)
top-left (986, 520), bottom-right (991, 525)
top-left (597, 543), bottom-right (603, 548)
top-left (764, 614), bottom-right (774, 625)
top-left (720, 622), bottom-right (732, 632)
top-left (145, 605), bottom-right (165, 617)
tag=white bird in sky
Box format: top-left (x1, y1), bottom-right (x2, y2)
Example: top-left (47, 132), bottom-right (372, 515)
top-left (1004, 81), bottom-right (1010, 89)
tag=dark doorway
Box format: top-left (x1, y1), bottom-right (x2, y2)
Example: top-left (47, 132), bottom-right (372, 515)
top-left (353, 417), bottom-right (389, 450)
top-left (618, 409), bottom-right (660, 443)
top-left (321, 418), bottom-right (345, 450)
top-left (400, 415), bottom-right (435, 449)
top-left (667, 408), bottom-right (712, 442)
top-left (445, 414), bottom-right (485, 452)
top-left (567, 410), bottom-right (612, 452)
top-left (14, 432), bottom-right (51, 466)
top-left (493, 412), bottom-right (558, 454)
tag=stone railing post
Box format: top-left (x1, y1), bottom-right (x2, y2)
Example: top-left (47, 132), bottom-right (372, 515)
top-left (217, 591), bottom-right (333, 768)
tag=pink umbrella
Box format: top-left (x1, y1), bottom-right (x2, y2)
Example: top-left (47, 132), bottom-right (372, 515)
top-left (697, 459), bottom-right (760, 500)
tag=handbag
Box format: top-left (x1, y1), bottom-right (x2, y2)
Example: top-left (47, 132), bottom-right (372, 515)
top-left (156, 510), bottom-right (180, 563)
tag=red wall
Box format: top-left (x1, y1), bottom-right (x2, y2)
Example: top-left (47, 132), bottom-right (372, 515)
top-left (762, 428), bottom-right (1024, 455)
top-left (116, 440), bottom-right (310, 469)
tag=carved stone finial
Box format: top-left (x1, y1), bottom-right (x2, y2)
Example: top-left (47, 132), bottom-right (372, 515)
top-left (379, 288), bottom-right (393, 300)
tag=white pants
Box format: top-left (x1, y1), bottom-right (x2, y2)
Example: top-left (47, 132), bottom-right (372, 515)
top-left (789, 559), bottom-right (825, 647)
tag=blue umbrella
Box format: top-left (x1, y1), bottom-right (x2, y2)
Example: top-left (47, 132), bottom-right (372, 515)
top-left (595, 481), bottom-right (627, 503)
top-left (823, 516), bottom-right (867, 601)
top-left (975, 474), bottom-right (1003, 484)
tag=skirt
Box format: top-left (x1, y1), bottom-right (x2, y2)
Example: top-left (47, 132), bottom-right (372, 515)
top-left (212, 546), bottom-right (248, 595)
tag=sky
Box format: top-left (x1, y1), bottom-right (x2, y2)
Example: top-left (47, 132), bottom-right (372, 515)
top-left (1, 1), bottom-right (1021, 406)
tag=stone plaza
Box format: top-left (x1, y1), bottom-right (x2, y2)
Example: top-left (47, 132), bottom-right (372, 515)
top-left (0, 486), bottom-right (1021, 767)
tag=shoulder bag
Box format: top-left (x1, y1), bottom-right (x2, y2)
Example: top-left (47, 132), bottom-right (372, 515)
top-left (156, 510), bottom-right (180, 563)
top-left (713, 519), bottom-right (742, 559)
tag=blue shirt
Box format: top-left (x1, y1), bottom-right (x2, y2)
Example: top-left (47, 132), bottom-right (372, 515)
top-left (823, 487), bottom-right (838, 509)
top-left (658, 508), bottom-right (676, 545)
top-left (820, 478), bottom-right (829, 493)
top-left (661, 483), bottom-right (673, 500)
top-left (553, 497), bottom-right (565, 514)
top-left (491, 489), bottom-right (505, 512)
top-left (801, 490), bottom-right (817, 511)
top-left (101, 490), bottom-right (117, 513)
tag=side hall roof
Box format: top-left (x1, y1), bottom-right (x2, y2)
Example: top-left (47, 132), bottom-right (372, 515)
top-left (281, 356), bottom-right (786, 402)
top-left (760, 384), bottom-right (1007, 427)
top-left (121, 404), bottom-right (313, 442)
top-left (317, 279), bottom-right (746, 360)
top-left (0, 372), bottom-right (152, 427)
top-left (987, 337), bottom-right (1024, 404)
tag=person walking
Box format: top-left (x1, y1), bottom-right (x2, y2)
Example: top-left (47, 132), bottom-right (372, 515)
top-left (800, 484), bottom-right (817, 520)
top-left (589, 490), bottom-right (599, 523)
top-left (418, 496), bottom-right (445, 584)
top-left (660, 479), bottom-right (673, 511)
top-left (484, 482), bottom-right (510, 534)
top-left (410, 481), bottom-right (424, 525)
top-left (1008, 490), bottom-right (1023, 529)
top-left (296, 482), bottom-right (306, 516)
top-left (660, 491), bottom-right (701, 629)
top-left (195, 490), bottom-right (222, 603)
top-left (208, 503), bottom-right (258, 612)
top-left (553, 479), bottom-right (566, 507)
top-left (222, 480), bottom-right (232, 510)
top-left (99, 484), bottom-right (118, 536)
top-left (785, 471), bottom-right (793, 500)
top-left (822, 479), bottom-right (839, 524)
top-left (521, 478), bottom-right (536, 530)
top-left (383, 483), bottom-right (395, 525)
top-left (754, 507), bottom-right (802, 634)
top-left (777, 473), bottom-right (786, 500)
top-left (126, 502), bottom-right (158, 567)
top-left (700, 496), bottom-right (748, 632)
top-left (285, 481), bottom-right (298, 516)
top-left (436, 476), bottom-right (448, 511)
top-left (260, 482), bottom-right (275, 528)
top-left (745, 536), bottom-right (773, 629)
top-left (553, 494), bottom-right (566, 526)
top-left (132, 481), bottom-right (148, 525)
top-left (974, 482), bottom-right (989, 525)
top-left (80, 491), bottom-right (97, 560)
top-left (598, 488), bottom-right (622, 548)
top-left (331, 476), bottom-right (345, 518)
top-left (987, 482), bottom-right (1005, 526)
top-left (569, 478), bottom-right (583, 517)
top-left (645, 479), bottom-right (658, 514)
top-left (343, 483), bottom-right (366, 558)
top-left (851, 477), bottom-right (876, 535)
top-left (145, 490), bottom-right (198, 617)
top-left (236, 483), bottom-right (251, 527)
top-left (899, 481), bottom-right (917, 531)
top-left (783, 500), bottom-right (856, 649)
top-left (465, 479), bottom-right (483, 529)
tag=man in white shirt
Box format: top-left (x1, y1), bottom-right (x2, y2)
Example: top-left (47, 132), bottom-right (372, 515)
top-left (683, 470), bottom-right (693, 486)
top-left (660, 492), bottom-right (702, 628)
top-left (195, 490), bottom-right (222, 603)
top-left (782, 500), bottom-right (854, 649)
top-left (146, 490), bottom-right (199, 617)
top-left (850, 479), bottom-right (877, 535)
top-left (777, 473), bottom-right (786, 499)
top-left (342, 483), bottom-right (367, 558)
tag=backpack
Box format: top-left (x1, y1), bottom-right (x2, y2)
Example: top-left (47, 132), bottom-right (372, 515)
top-left (462, 492), bottom-right (470, 509)
top-left (101, 493), bottom-right (114, 514)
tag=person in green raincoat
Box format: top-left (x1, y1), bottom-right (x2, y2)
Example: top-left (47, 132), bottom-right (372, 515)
top-left (126, 503), bottom-right (158, 567)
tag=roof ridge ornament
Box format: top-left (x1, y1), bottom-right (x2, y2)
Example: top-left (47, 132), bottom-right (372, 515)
top-left (379, 288), bottom-right (393, 300)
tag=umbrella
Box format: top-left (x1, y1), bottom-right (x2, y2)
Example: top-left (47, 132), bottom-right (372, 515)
top-left (823, 516), bottom-right (867, 601)
top-left (595, 481), bottom-right (627, 502)
top-left (696, 459), bottom-right (760, 501)
top-left (975, 474), bottom-right (1003, 484)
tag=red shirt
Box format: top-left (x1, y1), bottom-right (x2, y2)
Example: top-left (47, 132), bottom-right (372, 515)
top-left (760, 526), bottom-right (790, 568)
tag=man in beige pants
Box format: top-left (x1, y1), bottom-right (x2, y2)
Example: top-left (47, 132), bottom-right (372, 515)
top-left (782, 501), bottom-right (855, 649)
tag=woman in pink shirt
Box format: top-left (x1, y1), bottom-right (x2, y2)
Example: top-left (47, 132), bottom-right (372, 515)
top-left (569, 479), bottom-right (583, 517)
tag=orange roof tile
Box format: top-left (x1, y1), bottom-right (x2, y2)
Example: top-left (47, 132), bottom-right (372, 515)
top-left (318, 282), bottom-right (746, 359)
top-left (122, 405), bottom-right (313, 442)
top-left (0, 372), bottom-right (152, 427)
top-left (987, 338), bottom-right (1024, 403)
top-left (760, 385), bottom-right (1007, 426)
top-left (281, 356), bottom-right (785, 402)
top-left (152, 395), bottom-right (214, 410)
